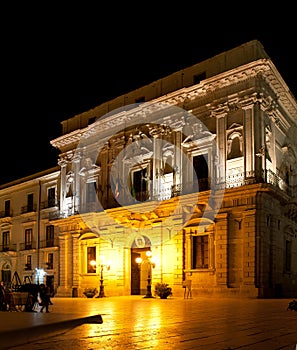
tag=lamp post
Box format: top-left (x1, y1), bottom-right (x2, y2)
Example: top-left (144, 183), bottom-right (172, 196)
top-left (136, 250), bottom-right (156, 298)
top-left (90, 256), bottom-right (110, 298)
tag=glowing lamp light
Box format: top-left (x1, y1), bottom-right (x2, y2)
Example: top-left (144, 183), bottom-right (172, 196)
top-left (90, 255), bottom-right (111, 298)
top-left (135, 257), bottom-right (142, 264)
top-left (135, 250), bottom-right (155, 298)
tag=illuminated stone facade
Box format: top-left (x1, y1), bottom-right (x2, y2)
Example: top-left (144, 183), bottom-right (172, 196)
top-left (0, 168), bottom-right (60, 293)
top-left (1, 40), bottom-right (297, 298)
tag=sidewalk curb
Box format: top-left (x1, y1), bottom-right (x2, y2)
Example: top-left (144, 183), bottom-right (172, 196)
top-left (0, 314), bottom-right (103, 349)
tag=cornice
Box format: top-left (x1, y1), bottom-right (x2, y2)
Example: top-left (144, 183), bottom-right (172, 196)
top-left (51, 58), bottom-right (297, 151)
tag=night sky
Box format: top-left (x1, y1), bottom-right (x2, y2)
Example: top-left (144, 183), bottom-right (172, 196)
top-left (1, 4), bottom-right (296, 185)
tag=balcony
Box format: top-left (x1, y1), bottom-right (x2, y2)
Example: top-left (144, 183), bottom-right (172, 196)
top-left (0, 244), bottom-right (17, 252)
top-left (40, 200), bottom-right (59, 210)
top-left (19, 241), bottom-right (37, 250)
top-left (39, 238), bottom-right (59, 248)
top-left (0, 210), bottom-right (12, 218)
top-left (21, 205), bottom-right (36, 214)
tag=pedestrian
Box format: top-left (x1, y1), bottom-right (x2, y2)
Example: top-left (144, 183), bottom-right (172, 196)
top-left (39, 283), bottom-right (51, 313)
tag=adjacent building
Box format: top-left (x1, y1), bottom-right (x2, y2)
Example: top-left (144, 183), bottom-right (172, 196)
top-left (1, 40), bottom-right (297, 298)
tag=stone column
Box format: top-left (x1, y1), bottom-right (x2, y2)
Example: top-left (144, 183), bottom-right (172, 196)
top-left (175, 129), bottom-right (182, 188)
top-left (242, 97), bottom-right (256, 178)
top-left (56, 234), bottom-right (68, 296)
top-left (208, 232), bottom-right (214, 269)
top-left (72, 232), bottom-right (80, 291)
top-left (213, 108), bottom-right (228, 187)
top-left (58, 159), bottom-right (67, 215)
top-left (242, 209), bottom-right (256, 286)
top-left (254, 98), bottom-right (265, 181)
top-left (73, 154), bottom-right (81, 213)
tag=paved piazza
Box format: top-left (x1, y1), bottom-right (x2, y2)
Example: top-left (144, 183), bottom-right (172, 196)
top-left (1, 295), bottom-right (297, 349)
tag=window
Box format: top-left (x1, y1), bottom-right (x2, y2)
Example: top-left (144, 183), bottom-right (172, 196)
top-left (2, 231), bottom-right (9, 251)
top-left (131, 168), bottom-right (149, 201)
top-left (285, 239), bottom-right (292, 272)
top-left (27, 193), bottom-right (34, 212)
top-left (193, 154), bottom-right (209, 191)
top-left (4, 200), bottom-right (10, 217)
top-left (46, 225), bottom-right (55, 247)
top-left (48, 188), bottom-right (56, 207)
top-left (47, 253), bottom-right (53, 269)
top-left (87, 247), bottom-right (96, 273)
top-left (86, 182), bottom-right (98, 211)
top-left (192, 235), bottom-right (209, 269)
top-left (25, 255), bottom-right (32, 270)
top-left (86, 182), bottom-right (97, 203)
top-left (25, 228), bottom-right (33, 249)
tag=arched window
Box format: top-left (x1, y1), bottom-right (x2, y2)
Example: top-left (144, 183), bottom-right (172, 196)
top-left (227, 133), bottom-right (243, 159)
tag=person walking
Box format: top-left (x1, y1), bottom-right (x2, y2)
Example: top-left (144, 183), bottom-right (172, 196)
top-left (39, 283), bottom-right (51, 313)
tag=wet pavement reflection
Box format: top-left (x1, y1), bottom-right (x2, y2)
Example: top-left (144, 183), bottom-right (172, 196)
top-left (3, 296), bottom-right (297, 349)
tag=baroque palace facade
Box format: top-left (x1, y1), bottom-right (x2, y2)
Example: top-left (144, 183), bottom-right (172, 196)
top-left (1, 40), bottom-right (297, 298)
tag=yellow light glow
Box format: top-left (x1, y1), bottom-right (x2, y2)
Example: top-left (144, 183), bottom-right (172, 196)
top-left (135, 257), bottom-right (142, 264)
top-left (90, 260), bottom-right (96, 267)
top-left (146, 251), bottom-right (152, 258)
top-left (150, 257), bottom-right (157, 265)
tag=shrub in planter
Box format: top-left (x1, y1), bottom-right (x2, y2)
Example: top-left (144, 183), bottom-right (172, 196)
top-left (83, 287), bottom-right (98, 298)
top-left (154, 283), bottom-right (172, 299)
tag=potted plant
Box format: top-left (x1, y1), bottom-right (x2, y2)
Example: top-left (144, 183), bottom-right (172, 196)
top-left (154, 282), bottom-right (172, 299)
top-left (83, 287), bottom-right (98, 298)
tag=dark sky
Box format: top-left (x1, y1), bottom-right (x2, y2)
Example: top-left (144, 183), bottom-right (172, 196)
top-left (1, 5), bottom-right (296, 185)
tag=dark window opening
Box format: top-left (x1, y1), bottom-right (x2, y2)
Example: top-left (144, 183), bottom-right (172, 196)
top-left (25, 255), bottom-right (32, 270)
top-left (4, 200), bottom-right (10, 217)
top-left (87, 247), bottom-right (96, 273)
top-left (192, 235), bottom-right (209, 269)
top-left (228, 136), bottom-right (242, 159)
top-left (47, 253), bottom-right (54, 269)
top-left (46, 225), bottom-right (55, 247)
top-left (27, 193), bottom-right (34, 212)
top-left (25, 228), bottom-right (33, 249)
top-left (131, 169), bottom-right (149, 201)
top-left (2, 231), bottom-right (9, 251)
top-left (48, 188), bottom-right (56, 207)
top-left (193, 154), bottom-right (209, 191)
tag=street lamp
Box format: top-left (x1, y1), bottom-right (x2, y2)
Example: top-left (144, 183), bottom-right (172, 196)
top-left (90, 256), bottom-right (110, 298)
top-left (136, 250), bottom-right (156, 298)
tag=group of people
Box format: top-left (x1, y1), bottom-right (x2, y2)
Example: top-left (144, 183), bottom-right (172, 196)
top-left (0, 280), bottom-right (54, 312)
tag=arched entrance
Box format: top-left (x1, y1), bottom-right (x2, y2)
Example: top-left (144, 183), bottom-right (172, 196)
top-left (1, 262), bottom-right (11, 287)
top-left (130, 235), bottom-right (151, 295)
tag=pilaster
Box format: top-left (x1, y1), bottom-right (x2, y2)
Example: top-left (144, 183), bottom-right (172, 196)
top-left (242, 96), bottom-right (256, 177)
top-left (242, 209), bottom-right (256, 285)
top-left (215, 212), bottom-right (228, 285)
top-left (213, 107), bottom-right (228, 186)
top-left (72, 233), bottom-right (80, 288)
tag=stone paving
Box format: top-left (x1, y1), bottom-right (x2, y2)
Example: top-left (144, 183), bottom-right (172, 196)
top-left (0, 295), bottom-right (296, 349)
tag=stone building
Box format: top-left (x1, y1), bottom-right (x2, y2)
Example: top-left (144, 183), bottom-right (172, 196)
top-left (0, 168), bottom-right (60, 294)
top-left (1, 40), bottom-right (297, 298)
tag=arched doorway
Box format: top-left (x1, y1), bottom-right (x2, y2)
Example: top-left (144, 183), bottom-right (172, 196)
top-left (1, 262), bottom-right (11, 287)
top-left (130, 235), bottom-right (151, 295)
